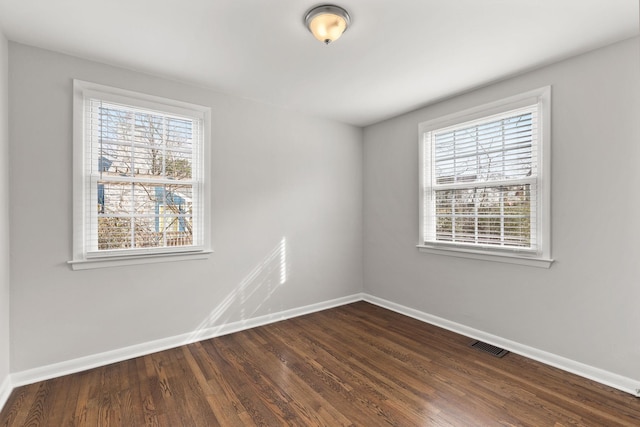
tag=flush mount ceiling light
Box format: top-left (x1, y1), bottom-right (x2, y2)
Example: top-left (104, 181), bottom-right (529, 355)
top-left (304, 4), bottom-right (351, 45)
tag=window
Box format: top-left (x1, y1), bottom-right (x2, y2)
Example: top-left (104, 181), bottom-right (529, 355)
top-left (418, 87), bottom-right (552, 267)
top-left (71, 81), bottom-right (211, 269)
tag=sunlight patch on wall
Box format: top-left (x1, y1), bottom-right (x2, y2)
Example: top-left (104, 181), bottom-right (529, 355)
top-left (280, 237), bottom-right (287, 285)
top-left (186, 237), bottom-right (289, 342)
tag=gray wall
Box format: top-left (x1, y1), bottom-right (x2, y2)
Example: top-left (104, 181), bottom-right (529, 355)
top-left (6, 34), bottom-right (639, 387)
top-left (0, 30), bottom-right (10, 390)
top-left (363, 37), bottom-right (640, 381)
top-left (8, 43), bottom-right (363, 372)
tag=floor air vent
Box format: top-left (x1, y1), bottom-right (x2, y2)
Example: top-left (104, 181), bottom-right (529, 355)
top-left (470, 340), bottom-right (509, 358)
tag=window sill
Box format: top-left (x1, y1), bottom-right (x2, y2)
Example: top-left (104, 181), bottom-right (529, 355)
top-left (417, 245), bottom-right (553, 268)
top-left (68, 250), bottom-right (213, 270)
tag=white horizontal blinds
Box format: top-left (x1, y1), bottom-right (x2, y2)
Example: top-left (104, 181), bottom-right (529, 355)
top-left (86, 97), bottom-right (202, 254)
top-left (425, 105), bottom-right (538, 251)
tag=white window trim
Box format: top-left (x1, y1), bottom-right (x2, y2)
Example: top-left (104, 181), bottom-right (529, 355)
top-left (69, 80), bottom-right (212, 270)
top-left (417, 87), bottom-right (553, 268)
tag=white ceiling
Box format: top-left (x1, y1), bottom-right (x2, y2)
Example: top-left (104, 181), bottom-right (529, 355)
top-left (0, 0), bottom-right (638, 126)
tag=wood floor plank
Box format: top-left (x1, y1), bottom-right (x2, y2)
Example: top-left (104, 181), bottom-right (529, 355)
top-left (187, 342), bottom-right (255, 425)
top-left (238, 328), bottom-right (354, 426)
top-left (210, 334), bottom-right (298, 425)
top-left (1, 301), bottom-right (640, 426)
top-left (47, 373), bottom-right (80, 427)
top-left (21, 381), bottom-right (51, 426)
top-left (132, 356), bottom-right (159, 427)
top-left (0, 385), bottom-right (30, 426)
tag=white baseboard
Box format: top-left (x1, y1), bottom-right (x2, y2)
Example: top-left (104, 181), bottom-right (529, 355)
top-left (363, 294), bottom-right (640, 398)
top-left (0, 374), bottom-right (11, 414)
top-left (10, 293), bottom-right (364, 389)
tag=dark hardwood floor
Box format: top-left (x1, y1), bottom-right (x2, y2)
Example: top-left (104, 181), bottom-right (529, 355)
top-left (2, 301), bottom-right (639, 426)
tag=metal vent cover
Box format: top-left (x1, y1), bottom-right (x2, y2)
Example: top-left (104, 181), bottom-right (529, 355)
top-left (470, 340), bottom-right (509, 358)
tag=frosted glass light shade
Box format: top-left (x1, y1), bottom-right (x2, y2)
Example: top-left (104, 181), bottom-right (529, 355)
top-left (305, 5), bottom-right (351, 45)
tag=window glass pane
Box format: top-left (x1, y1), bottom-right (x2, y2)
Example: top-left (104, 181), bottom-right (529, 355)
top-left (165, 150), bottom-right (192, 180)
top-left (433, 184), bottom-right (531, 248)
top-left (167, 118), bottom-right (193, 148)
top-left (132, 183), bottom-right (159, 214)
top-left (98, 217), bottom-right (132, 250)
top-left (95, 104), bottom-right (195, 177)
top-left (99, 181), bottom-right (133, 214)
top-left (96, 182), bottom-right (194, 249)
top-left (133, 113), bottom-right (163, 146)
top-left (132, 217), bottom-right (159, 248)
top-left (433, 112), bottom-right (533, 184)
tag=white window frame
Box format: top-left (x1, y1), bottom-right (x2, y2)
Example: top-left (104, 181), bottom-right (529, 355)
top-left (418, 87), bottom-right (553, 268)
top-left (69, 80), bottom-right (212, 270)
